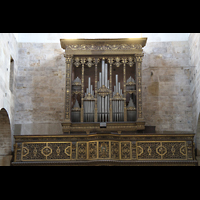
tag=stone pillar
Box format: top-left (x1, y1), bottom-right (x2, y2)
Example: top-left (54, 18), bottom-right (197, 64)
top-left (135, 54), bottom-right (145, 122)
top-left (64, 54), bottom-right (73, 123)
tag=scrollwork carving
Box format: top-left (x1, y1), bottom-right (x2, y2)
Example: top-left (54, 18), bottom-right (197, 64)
top-left (74, 57), bottom-right (80, 67)
top-left (114, 57), bottom-right (121, 67)
top-left (65, 54), bottom-right (73, 64)
top-left (128, 57), bottom-right (134, 67)
top-left (65, 44), bottom-right (142, 51)
top-left (85, 57), bottom-right (94, 68)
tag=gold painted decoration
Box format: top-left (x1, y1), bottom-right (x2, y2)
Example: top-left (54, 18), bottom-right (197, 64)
top-left (97, 85), bottom-right (110, 98)
top-left (41, 145), bottom-right (52, 157)
top-left (84, 93), bottom-right (95, 100)
top-left (86, 57), bottom-right (94, 68)
top-left (65, 44), bottom-right (142, 51)
top-left (89, 142), bottom-right (97, 159)
top-left (13, 134), bottom-right (196, 165)
top-left (77, 142), bottom-right (87, 160)
top-left (99, 141), bottom-right (109, 159)
top-left (74, 57), bottom-right (80, 67)
top-left (121, 142), bottom-right (131, 160)
top-left (115, 57), bottom-right (121, 67)
top-left (113, 92), bottom-right (124, 100)
top-left (21, 142), bottom-right (72, 161)
top-left (136, 141), bottom-right (187, 160)
top-left (56, 146), bottom-right (60, 156)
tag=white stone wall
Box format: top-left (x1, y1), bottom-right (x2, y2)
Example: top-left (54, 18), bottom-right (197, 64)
top-left (188, 33), bottom-right (200, 156)
top-left (17, 33), bottom-right (190, 43)
top-left (14, 40), bottom-right (193, 135)
top-left (0, 33), bottom-right (194, 136)
top-left (0, 33), bottom-right (18, 140)
top-left (15, 43), bottom-right (65, 135)
top-left (0, 33), bottom-right (197, 161)
top-left (143, 41), bottom-right (192, 132)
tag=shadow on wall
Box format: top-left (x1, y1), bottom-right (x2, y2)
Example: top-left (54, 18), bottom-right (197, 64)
top-left (196, 113), bottom-right (200, 156)
top-left (31, 53), bottom-right (66, 123)
top-left (195, 113), bottom-right (200, 166)
top-left (0, 108), bottom-right (12, 166)
top-left (16, 43), bottom-right (65, 124)
top-left (15, 43), bottom-right (66, 135)
top-left (141, 42), bottom-right (192, 132)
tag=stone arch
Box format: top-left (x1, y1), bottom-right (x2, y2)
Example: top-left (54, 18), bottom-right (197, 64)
top-left (0, 108), bottom-right (12, 166)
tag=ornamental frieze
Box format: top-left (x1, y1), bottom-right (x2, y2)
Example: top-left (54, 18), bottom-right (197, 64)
top-left (65, 44), bottom-right (142, 51)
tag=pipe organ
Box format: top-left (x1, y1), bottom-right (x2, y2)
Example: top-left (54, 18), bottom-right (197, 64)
top-left (71, 57), bottom-right (137, 123)
top-left (61, 38), bottom-right (147, 134)
top-left (97, 60), bottom-right (110, 122)
top-left (11, 38), bottom-right (198, 166)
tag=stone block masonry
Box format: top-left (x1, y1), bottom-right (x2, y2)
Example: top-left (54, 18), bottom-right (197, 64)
top-left (15, 43), bottom-right (65, 135)
top-left (0, 33), bottom-right (18, 154)
top-left (188, 33), bottom-right (200, 158)
top-left (15, 40), bottom-right (193, 135)
top-left (142, 41), bottom-right (193, 133)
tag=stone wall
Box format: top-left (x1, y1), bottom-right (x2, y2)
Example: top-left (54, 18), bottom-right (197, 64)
top-left (15, 43), bottom-right (65, 135)
top-left (0, 108), bottom-right (12, 165)
top-left (188, 34), bottom-right (200, 131)
top-left (142, 41), bottom-right (193, 132)
top-left (0, 33), bottom-right (18, 149)
top-left (15, 40), bottom-right (193, 135)
top-left (188, 33), bottom-right (200, 158)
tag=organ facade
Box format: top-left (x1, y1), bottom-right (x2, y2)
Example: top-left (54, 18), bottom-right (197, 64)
top-left (11, 38), bottom-right (197, 166)
top-left (60, 38), bottom-right (147, 134)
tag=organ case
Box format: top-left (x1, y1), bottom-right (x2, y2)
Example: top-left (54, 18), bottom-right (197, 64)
top-left (60, 38), bottom-right (147, 134)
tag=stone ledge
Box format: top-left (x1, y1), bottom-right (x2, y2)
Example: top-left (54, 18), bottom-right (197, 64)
top-left (0, 155), bottom-right (13, 166)
top-left (196, 156), bottom-right (200, 166)
top-left (12, 160), bottom-right (198, 166)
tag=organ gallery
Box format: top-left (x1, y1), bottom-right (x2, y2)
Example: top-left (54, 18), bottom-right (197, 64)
top-left (12, 38), bottom-right (197, 166)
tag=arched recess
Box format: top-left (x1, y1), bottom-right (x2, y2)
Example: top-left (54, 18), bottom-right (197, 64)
top-left (0, 108), bottom-right (12, 166)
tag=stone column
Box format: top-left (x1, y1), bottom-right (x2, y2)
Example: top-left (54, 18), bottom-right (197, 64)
top-left (135, 54), bottom-right (144, 122)
top-left (64, 54), bottom-right (73, 123)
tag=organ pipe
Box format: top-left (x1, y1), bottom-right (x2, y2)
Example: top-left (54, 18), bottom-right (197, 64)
top-left (80, 59), bottom-right (135, 122)
top-left (84, 77), bottom-right (94, 122)
top-left (97, 60), bottom-right (110, 122)
top-left (112, 74), bottom-right (124, 122)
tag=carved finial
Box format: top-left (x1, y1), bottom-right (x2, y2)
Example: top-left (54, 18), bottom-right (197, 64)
top-left (74, 57), bottom-right (80, 67)
top-left (65, 54), bottom-right (73, 64)
top-left (135, 54), bottom-right (144, 63)
top-left (108, 57), bottom-right (114, 65)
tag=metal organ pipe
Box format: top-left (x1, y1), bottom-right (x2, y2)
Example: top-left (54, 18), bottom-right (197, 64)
top-left (97, 60), bottom-right (110, 122)
top-left (88, 77), bottom-right (91, 121)
top-left (105, 63), bottom-right (108, 122)
top-left (113, 74), bottom-right (124, 122)
top-left (84, 77), bottom-right (94, 122)
top-left (102, 60), bottom-right (105, 121)
top-left (102, 60), bottom-right (105, 86)
top-left (88, 77), bottom-right (91, 94)
top-left (116, 74), bottom-right (118, 94)
top-left (82, 59), bottom-right (127, 123)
